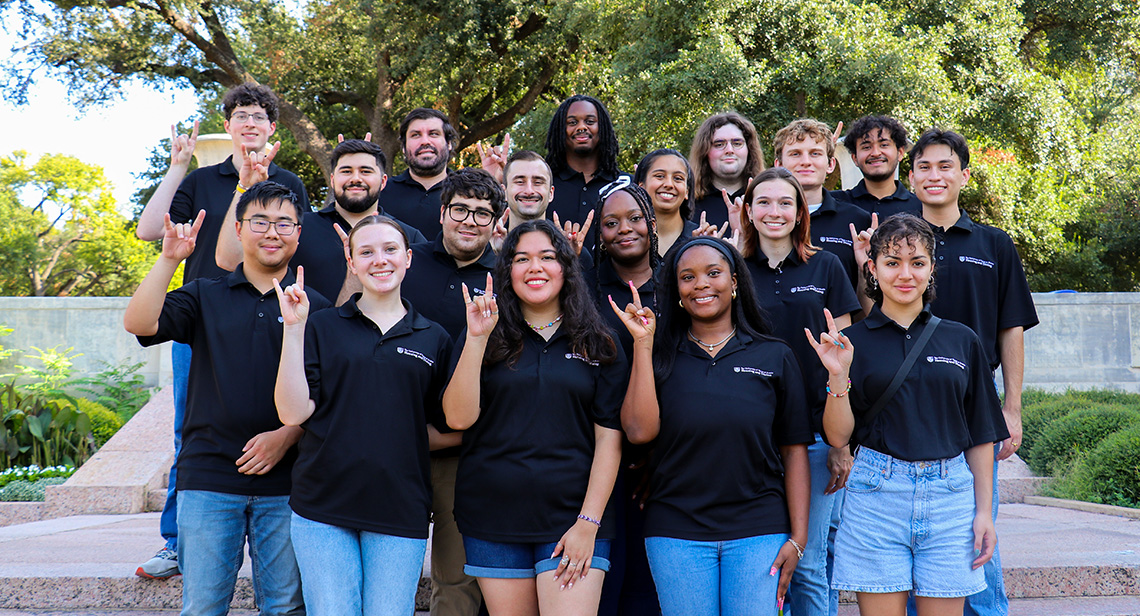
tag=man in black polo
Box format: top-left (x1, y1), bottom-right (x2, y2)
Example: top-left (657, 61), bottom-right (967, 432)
top-left (132, 82), bottom-right (310, 579)
top-left (125, 181), bottom-right (331, 614)
top-left (216, 139), bottom-right (425, 303)
top-left (688, 112), bottom-right (766, 232)
top-left (381, 108), bottom-right (458, 239)
top-left (543, 95), bottom-right (622, 249)
top-left (502, 150), bottom-right (555, 230)
top-left (402, 168), bottom-right (503, 616)
top-left (835, 115), bottom-right (922, 219)
top-left (908, 129), bottom-right (1038, 616)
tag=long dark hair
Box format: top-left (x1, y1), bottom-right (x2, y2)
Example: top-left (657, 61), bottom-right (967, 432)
top-left (633, 149), bottom-right (695, 221)
top-left (544, 95), bottom-right (620, 179)
top-left (653, 237), bottom-right (773, 380)
top-left (486, 220), bottom-right (618, 367)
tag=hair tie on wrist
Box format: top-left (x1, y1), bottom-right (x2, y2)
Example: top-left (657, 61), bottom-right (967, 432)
top-left (577, 514), bottom-right (601, 528)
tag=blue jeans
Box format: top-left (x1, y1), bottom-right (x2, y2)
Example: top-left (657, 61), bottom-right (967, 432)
top-left (290, 512), bottom-right (426, 616)
top-left (161, 341), bottom-right (191, 550)
top-left (176, 490), bottom-right (303, 616)
top-left (645, 533), bottom-right (787, 616)
top-left (787, 435), bottom-right (841, 616)
top-left (964, 444), bottom-right (1007, 615)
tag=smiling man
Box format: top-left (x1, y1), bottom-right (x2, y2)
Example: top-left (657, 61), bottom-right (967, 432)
top-left (834, 115), bottom-right (922, 218)
top-left (381, 108), bottom-right (459, 239)
top-left (688, 112), bottom-right (766, 231)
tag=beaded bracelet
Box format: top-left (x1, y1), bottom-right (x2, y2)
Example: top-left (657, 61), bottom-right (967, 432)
top-left (786, 538), bottom-right (804, 559)
top-left (577, 513), bottom-right (602, 528)
top-left (825, 378), bottom-right (851, 398)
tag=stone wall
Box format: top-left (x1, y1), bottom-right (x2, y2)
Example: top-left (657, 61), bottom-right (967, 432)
top-left (1, 292), bottom-right (1139, 391)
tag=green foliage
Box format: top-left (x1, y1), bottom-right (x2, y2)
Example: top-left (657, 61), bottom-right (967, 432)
top-left (0, 151), bottom-right (157, 297)
top-left (1047, 425), bottom-right (1140, 508)
top-left (73, 360), bottom-right (153, 422)
top-left (67, 398), bottom-right (121, 448)
top-left (0, 381), bottom-right (94, 469)
top-left (1030, 404), bottom-right (1140, 476)
top-left (0, 464), bottom-right (76, 488)
top-left (0, 476), bottom-right (69, 502)
top-left (12, 346), bottom-right (81, 396)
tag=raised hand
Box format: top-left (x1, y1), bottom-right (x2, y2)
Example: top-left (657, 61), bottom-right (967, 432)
top-left (832, 120), bottom-right (845, 145)
top-left (477, 133), bottom-right (511, 183)
top-left (273, 266), bottom-right (310, 326)
top-left (462, 273), bottom-right (499, 338)
top-left (334, 223), bottom-right (351, 262)
top-left (238, 141), bottom-right (281, 189)
top-left (170, 121), bottom-right (199, 169)
top-left (161, 210), bottom-right (206, 262)
top-left (608, 281), bottom-right (656, 344)
top-left (721, 178), bottom-right (751, 234)
top-left (851, 212), bottom-right (878, 271)
top-left (552, 210), bottom-right (593, 257)
top-left (337, 132), bottom-right (372, 143)
top-left (804, 308), bottom-right (854, 377)
top-left (490, 211), bottom-right (509, 254)
top-left (692, 211), bottom-right (728, 239)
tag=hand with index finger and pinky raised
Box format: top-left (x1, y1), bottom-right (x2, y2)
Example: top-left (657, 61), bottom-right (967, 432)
top-left (804, 308), bottom-right (853, 377)
top-left (850, 212), bottom-right (878, 270)
top-left (273, 265), bottom-right (309, 327)
top-left (608, 280), bottom-right (655, 345)
top-left (462, 273), bottom-right (499, 338)
top-left (161, 210), bottom-right (207, 262)
top-left (169, 121), bottom-right (200, 168)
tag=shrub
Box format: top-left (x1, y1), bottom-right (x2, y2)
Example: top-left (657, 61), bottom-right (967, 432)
top-left (0, 476), bottom-right (67, 502)
top-left (1053, 425), bottom-right (1140, 508)
top-left (67, 398), bottom-right (122, 448)
top-left (1030, 404), bottom-right (1140, 476)
top-left (0, 464), bottom-right (75, 488)
top-left (0, 382), bottom-right (94, 469)
top-left (73, 360), bottom-right (153, 421)
top-left (1021, 398), bottom-right (1091, 470)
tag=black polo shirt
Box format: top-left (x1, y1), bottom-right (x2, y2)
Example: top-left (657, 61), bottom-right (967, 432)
top-left (834, 179), bottom-right (922, 219)
top-left (169, 156), bottom-right (310, 284)
top-left (379, 169), bottom-right (450, 239)
top-left (451, 327), bottom-right (628, 543)
top-left (548, 165), bottom-right (623, 250)
top-left (692, 187), bottom-right (746, 231)
top-left (136, 265), bottom-right (332, 496)
top-left (810, 190), bottom-right (873, 290)
top-left (585, 259), bottom-right (658, 360)
top-left (403, 235), bottom-right (496, 340)
top-left (842, 306), bottom-right (1009, 461)
top-left (745, 249), bottom-right (860, 431)
top-left (646, 332), bottom-right (813, 541)
top-left (927, 210), bottom-right (1039, 370)
top-left (658, 219), bottom-right (701, 260)
top-left (290, 297), bottom-right (452, 538)
top-left (291, 204), bottom-right (426, 302)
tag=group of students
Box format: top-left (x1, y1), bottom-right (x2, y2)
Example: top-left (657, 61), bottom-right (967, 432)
top-left (124, 84), bottom-right (1037, 616)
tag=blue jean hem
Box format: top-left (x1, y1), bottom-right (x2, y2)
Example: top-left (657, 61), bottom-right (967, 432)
top-left (464, 564), bottom-right (535, 579)
top-left (535, 556), bottom-right (611, 575)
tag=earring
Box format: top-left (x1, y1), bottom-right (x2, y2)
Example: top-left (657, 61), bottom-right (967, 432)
top-left (870, 277), bottom-right (879, 289)
top-left (679, 299), bottom-right (684, 308)
top-left (732, 289), bottom-right (737, 299)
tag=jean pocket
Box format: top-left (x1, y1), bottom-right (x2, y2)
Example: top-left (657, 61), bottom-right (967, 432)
top-left (945, 469), bottom-right (974, 493)
top-left (845, 465), bottom-right (884, 493)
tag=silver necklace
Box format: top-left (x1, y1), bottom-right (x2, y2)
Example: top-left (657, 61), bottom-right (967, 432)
top-left (688, 326), bottom-right (736, 352)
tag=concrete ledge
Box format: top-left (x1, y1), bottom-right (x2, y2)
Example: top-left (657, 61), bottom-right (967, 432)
top-left (1025, 496), bottom-right (1140, 520)
top-left (1005, 566), bottom-right (1140, 598)
top-left (0, 503), bottom-right (44, 529)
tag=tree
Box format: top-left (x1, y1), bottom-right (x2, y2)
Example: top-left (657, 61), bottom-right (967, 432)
top-left (0, 151), bottom-right (156, 296)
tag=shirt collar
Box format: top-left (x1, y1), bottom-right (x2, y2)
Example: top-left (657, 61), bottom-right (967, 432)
top-left (813, 190), bottom-right (839, 215)
top-left (749, 246), bottom-right (804, 271)
top-left (226, 263), bottom-right (296, 292)
top-left (556, 165), bottom-right (618, 184)
top-left (863, 303), bottom-right (934, 331)
top-left (431, 233), bottom-right (497, 269)
top-left (218, 155), bottom-right (279, 178)
top-left (337, 296), bottom-right (432, 332)
top-left (391, 169), bottom-right (452, 191)
top-left (678, 327), bottom-right (754, 358)
top-left (850, 179), bottom-right (910, 202)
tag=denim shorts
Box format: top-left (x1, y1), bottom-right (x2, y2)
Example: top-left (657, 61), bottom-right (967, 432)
top-left (462, 536), bottom-right (611, 579)
top-left (832, 447), bottom-right (987, 597)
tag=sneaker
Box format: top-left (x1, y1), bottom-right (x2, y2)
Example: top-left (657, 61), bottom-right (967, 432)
top-left (136, 546), bottom-right (180, 579)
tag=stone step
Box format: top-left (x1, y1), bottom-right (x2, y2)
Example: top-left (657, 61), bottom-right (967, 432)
top-left (837, 596), bottom-right (1140, 615)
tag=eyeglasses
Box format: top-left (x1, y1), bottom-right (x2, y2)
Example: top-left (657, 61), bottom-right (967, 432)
top-left (711, 138), bottom-right (747, 151)
top-left (448, 205), bottom-right (495, 227)
top-left (242, 218), bottom-right (299, 235)
top-left (230, 111), bottom-right (270, 125)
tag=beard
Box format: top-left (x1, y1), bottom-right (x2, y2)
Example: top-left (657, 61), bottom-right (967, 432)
top-left (334, 183), bottom-right (380, 214)
top-left (862, 168), bottom-right (896, 183)
top-left (406, 145), bottom-right (450, 177)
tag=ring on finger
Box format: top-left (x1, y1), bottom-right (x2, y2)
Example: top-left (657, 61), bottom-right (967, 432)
top-left (559, 555), bottom-right (570, 565)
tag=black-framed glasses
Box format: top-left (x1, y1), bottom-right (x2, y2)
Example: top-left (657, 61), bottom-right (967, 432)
top-left (448, 205), bottom-right (495, 227)
top-left (242, 218), bottom-right (299, 235)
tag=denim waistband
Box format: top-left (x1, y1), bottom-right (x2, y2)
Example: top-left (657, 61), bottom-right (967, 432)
top-left (854, 446), bottom-right (967, 479)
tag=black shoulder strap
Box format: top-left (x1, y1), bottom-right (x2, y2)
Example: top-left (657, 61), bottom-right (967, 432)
top-left (862, 316), bottom-right (941, 427)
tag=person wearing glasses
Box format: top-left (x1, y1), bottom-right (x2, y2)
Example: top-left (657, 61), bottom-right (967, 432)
top-left (687, 112), bottom-right (766, 233)
top-left (216, 139), bottom-right (426, 304)
top-left (132, 82), bottom-right (312, 580)
top-left (125, 181), bottom-right (332, 614)
top-left (401, 168), bottom-right (506, 616)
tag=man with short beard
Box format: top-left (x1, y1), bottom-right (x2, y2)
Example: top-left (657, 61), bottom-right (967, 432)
top-left (688, 112), bottom-right (766, 232)
top-left (834, 115), bottom-right (922, 219)
top-left (216, 139), bottom-right (424, 302)
top-left (381, 108), bottom-right (458, 239)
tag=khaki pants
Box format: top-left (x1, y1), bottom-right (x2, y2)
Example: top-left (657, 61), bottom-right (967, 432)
top-left (431, 456), bottom-right (482, 616)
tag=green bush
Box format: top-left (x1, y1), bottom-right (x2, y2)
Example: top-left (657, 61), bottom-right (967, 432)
top-left (0, 476), bottom-right (67, 502)
top-left (0, 464), bottom-right (75, 488)
top-left (0, 382), bottom-right (94, 469)
top-left (68, 398), bottom-right (122, 448)
top-left (1051, 425), bottom-right (1140, 508)
top-left (1030, 404), bottom-right (1140, 476)
top-left (1021, 398), bottom-right (1090, 469)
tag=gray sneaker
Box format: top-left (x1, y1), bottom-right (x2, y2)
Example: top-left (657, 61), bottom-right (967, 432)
top-left (136, 546), bottom-right (180, 579)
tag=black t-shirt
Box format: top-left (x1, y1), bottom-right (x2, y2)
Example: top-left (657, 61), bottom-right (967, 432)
top-left (137, 265), bottom-right (332, 496)
top-left (548, 165), bottom-right (623, 250)
top-left (290, 297), bottom-right (452, 538)
top-left (290, 204), bottom-right (426, 303)
top-left (585, 259), bottom-right (658, 361)
top-left (810, 191), bottom-right (873, 290)
top-left (450, 327), bottom-right (628, 542)
top-left (691, 187), bottom-right (746, 232)
top-left (379, 170), bottom-right (449, 239)
top-left (834, 179), bottom-right (922, 219)
top-left (927, 210), bottom-right (1039, 370)
top-left (658, 219), bottom-right (701, 260)
top-left (402, 235), bottom-right (496, 340)
top-left (169, 157), bottom-right (310, 284)
top-left (745, 249), bottom-right (861, 431)
top-left (842, 306), bottom-right (1009, 461)
top-left (646, 333), bottom-right (814, 541)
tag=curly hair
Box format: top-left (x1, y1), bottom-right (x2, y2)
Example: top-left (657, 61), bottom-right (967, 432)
top-left (844, 115), bottom-right (909, 152)
top-left (544, 95), bottom-right (620, 179)
top-left (863, 213), bottom-right (937, 305)
top-left (773, 118), bottom-right (835, 161)
top-left (441, 168), bottom-right (507, 218)
top-left (223, 83), bottom-right (279, 123)
top-left (485, 220), bottom-right (618, 367)
top-left (634, 149), bottom-right (695, 221)
top-left (738, 168), bottom-right (818, 263)
top-left (689, 112), bottom-right (766, 200)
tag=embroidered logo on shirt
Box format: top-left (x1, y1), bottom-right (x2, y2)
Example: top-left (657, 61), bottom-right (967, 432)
top-left (398, 347), bottom-right (435, 366)
top-left (734, 366), bottom-right (774, 377)
top-left (790, 285), bottom-right (826, 295)
top-left (926, 355), bottom-right (966, 370)
top-left (565, 353), bottom-right (600, 366)
top-left (958, 255), bottom-right (994, 269)
top-left (818, 236), bottom-right (853, 247)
